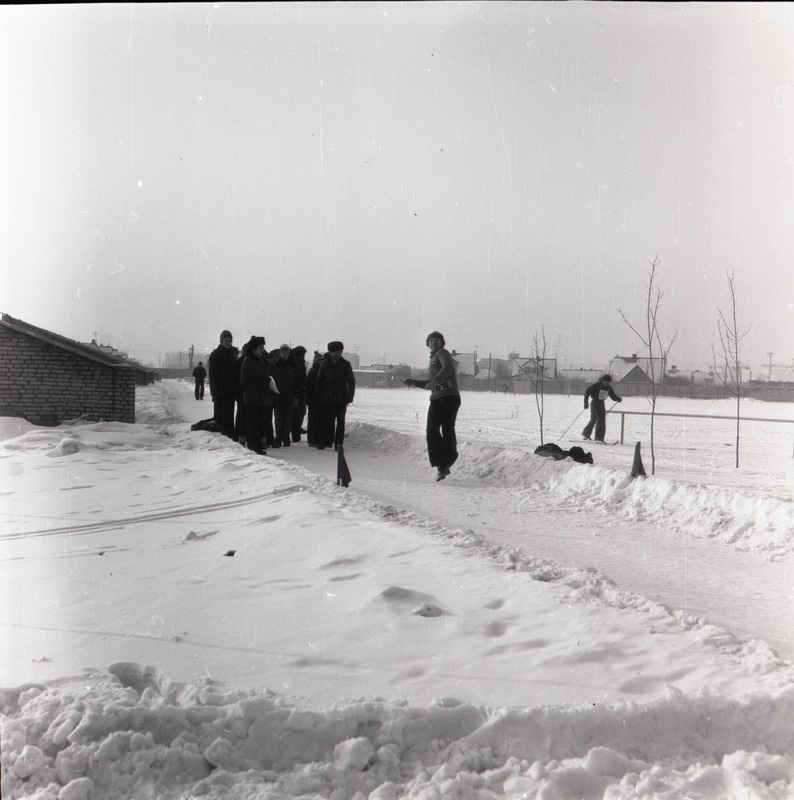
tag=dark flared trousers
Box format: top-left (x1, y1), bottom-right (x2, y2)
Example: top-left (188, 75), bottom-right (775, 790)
top-left (319, 403), bottom-right (348, 448)
top-left (426, 394), bottom-right (461, 469)
top-left (274, 402), bottom-right (294, 446)
top-left (244, 404), bottom-right (267, 454)
top-left (213, 397), bottom-right (236, 439)
top-left (582, 400), bottom-right (607, 441)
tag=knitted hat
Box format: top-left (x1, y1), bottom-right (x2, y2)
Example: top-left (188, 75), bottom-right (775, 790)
top-left (279, 343), bottom-right (291, 351)
top-left (327, 341), bottom-right (344, 352)
top-left (220, 330), bottom-right (233, 343)
top-left (599, 374), bottom-right (613, 383)
top-left (425, 331), bottom-right (445, 347)
top-left (249, 335), bottom-right (265, 349)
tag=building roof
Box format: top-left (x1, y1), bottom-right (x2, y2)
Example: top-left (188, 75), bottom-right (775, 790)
top-left (0, 313), bottom-right (150, 373)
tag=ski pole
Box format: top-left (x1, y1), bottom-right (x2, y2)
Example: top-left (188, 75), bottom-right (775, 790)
top-left (559, 408), bottom-right (586, 440)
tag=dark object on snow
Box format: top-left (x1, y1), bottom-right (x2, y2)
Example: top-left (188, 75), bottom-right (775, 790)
top-left (191, 418), bottom-right (221, 433)
top-left (223, 550), bottom-right (236, 557)
top-left (631, 441), bottom-right (647, 478)
top-left (337, 444), bottom-right (352, 487)
top-left (534, 442), bottom-right (593, 465)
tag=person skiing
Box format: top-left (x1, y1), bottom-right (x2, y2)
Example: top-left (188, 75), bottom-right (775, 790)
top-left (192, 361), bottom-right (206, 400)
top-left (403, 331), bottom-right (461, 482)
top-left (582, 374), bottom-right (622, 442)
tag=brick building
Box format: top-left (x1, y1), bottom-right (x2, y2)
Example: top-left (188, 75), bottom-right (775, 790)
top-left (0, 314), bottom-right (149, 426)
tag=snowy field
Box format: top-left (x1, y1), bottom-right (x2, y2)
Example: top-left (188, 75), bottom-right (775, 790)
top-left (1, 379), bottom-right (793, 799)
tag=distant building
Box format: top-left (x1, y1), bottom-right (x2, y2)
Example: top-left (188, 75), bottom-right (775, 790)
top-left (609, 353), bottom-right (666, 382)
top-left (511, 356), bottom-right (557, 379)
top-left (353, 368), bottom-right (389, 388)
top-left (0, 313), bottom-right (154, 426)
top-left (449, 350), bottom-right (477, 376)
top-left (558, 367), bottom-right (604, 384)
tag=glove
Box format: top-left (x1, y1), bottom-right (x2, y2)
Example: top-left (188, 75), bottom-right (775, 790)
top-left (403, 378), bottom-right (414, 386)
top-left (584, 403), bottom-right (588, 409)
top-left (617, 398), bottom-right (622, 403)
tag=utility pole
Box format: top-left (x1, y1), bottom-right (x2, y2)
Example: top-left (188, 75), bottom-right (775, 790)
top-left (768, 352), bottom-right (774, 382)
top-left (188, 345), bottom-right (194, 369)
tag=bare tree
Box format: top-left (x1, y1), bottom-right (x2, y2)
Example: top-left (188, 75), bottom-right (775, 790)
top-left (711, 270), bottom-right (750, 468)
top-left (528, 327), bottom-right (548, 444)
top-left (617, 255), bottom-right (678, 475)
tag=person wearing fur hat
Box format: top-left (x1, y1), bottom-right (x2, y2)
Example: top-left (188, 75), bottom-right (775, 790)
top-left (240, 336), bottom-right (275, 455)
top-left (208, 330), bottom-right (239, 438)
top-left (582, 374), bottom-right (622, 442)
top-left (403, 331), bottom-right (461, 482)
top-left (315, 342), bottom-right (356, 450)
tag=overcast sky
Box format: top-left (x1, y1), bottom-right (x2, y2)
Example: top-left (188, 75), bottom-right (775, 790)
top-left (2, 2), bottom-right (793, 369)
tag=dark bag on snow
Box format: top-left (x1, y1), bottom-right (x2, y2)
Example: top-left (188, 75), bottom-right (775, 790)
top-left (534, 443), bottom-right (593, 465)
top-left (191, 418), bottom-right (221, 433)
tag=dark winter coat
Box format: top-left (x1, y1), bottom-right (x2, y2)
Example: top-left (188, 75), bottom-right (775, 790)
top-left (584, 381), bottom-right (621, 408)
top-left (240, 351), bottom-right (275, 407)
top-left (271, 353), bottom-right (305, 405)
top-left (316, 355), bottom-right (355, 406)
top-left (208, 344), bottom-right (239, 401)
top-left (306, 361), bottom-right (321, 405)
top-left (192, 365), bottom-right (206, 382)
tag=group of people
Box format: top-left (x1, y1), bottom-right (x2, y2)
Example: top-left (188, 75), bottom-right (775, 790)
top-left (192, 327), bottom-right (621, 481)
top-left (200, 330), bottom-right (355, 456)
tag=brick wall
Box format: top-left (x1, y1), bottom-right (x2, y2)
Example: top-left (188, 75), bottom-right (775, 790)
top-left (0, 328), bottom-right (137, 425)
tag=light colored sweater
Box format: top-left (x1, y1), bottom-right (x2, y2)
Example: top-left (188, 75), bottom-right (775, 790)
top-left (428, 348), bottom-right (460, 400)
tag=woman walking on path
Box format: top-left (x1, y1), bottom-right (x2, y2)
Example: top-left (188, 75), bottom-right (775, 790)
top-left (404, 331), bottom-right (461, 481)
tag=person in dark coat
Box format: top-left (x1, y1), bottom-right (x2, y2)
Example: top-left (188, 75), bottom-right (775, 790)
top-left (208, 330), bottom-right (239, 438)
top-left (315, 341), bottom-right (355, 450)
top-left (290, 345), bottom-right (308, 442)
top-left (233, 339), bottom-right (252, 445)
top-left (271, 344), bottom-right (302, 447)
top-left (192, 362), bottom-right (206, 400)
top-left (305, 351), bottom-right (323, 447)
top-left (240, 336), bottom-right (274, 455)
top-left (582, 374), bottom-right (622, 442)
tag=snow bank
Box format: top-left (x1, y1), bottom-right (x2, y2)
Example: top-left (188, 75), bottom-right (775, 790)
top-left (345, 422), bottom-right (794, 558)
top-left (2, 666), bottom-right (793, 800)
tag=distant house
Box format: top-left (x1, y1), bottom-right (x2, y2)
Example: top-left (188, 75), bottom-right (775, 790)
top-left (511, 356), bottom-right (557, 380)
top-left (609, 353), bottom-right (666, 383)
top-left (353, 369), bottom-right (389, 388)
top-left (557, 368), bottom-right (604, 385)
top-left (0, 313), bottom-right (153, 426)
top-left (449, 350), bottom-right (477, 376)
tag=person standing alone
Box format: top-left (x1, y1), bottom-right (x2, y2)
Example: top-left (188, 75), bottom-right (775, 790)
top-left (316, 342), bottom-right (355, 451)
top-left (208, 330), bottom-right (239, 438)
top-left (192, 361), bottom-right (206, 400)
top-left (403, 331), bottom-right (461, 481)
top-left (582, 374), bottom-right (622, 442)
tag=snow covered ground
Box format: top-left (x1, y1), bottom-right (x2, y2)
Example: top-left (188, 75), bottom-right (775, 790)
top-left (1, 379), bottom-right (793, 799)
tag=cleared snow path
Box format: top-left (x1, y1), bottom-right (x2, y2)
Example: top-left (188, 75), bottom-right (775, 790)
top-left (171, 383), bottom-right (794, 664)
